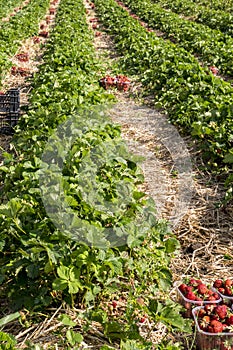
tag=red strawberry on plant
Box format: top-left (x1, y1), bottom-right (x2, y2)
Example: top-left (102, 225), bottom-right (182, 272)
top-left (210, 66), bottom-right (219, 75)
top-left (112, 301), bottom-right (117, 309)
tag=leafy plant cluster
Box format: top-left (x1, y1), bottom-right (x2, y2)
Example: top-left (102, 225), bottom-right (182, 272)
top-left (0, 0), bottom-right (50, 86)
top-left (152, 0), bottom-right (233, 36)
top-left (0, 0), bottom-right (185, 347)
top-left (123, 0), bottom-right (233, 77)
top-left (94, 0), bottom-right (233, 202)
top-left (0, 0), bottom-right (24, 19)
top-left (192, 0), bottom-right (233, 12)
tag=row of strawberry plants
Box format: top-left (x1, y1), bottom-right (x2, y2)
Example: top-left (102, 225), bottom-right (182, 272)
top-left (0, 0), bottom-right (24, 19)
top-left (191, 0), bottom-right (233, 12)
top-left (152, 0), bottom-right (233, 36)
top-left (93, 0), bottom-right (233, 200)
top-left (122, 0), bottom-right (233, 77)
top-left (0, 0), bottom-right (185, 345)
top-left (195, 0), bottom-right (232, 12)
top-left (0, 0), bottom-right (50, 86)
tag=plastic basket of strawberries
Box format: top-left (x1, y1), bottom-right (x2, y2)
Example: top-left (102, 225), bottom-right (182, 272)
top-left (213, 279), bottom-right (233, 306)
top-left (175, 278), bottom-right (222, 318)
top-left (192, 304), bottom-right (233, 350)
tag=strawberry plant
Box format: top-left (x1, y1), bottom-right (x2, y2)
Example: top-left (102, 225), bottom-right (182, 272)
top-left (153, 0), bottom-right (233, 36)
top-left (93, 0), bottom-right (233, 202)
top-left (0, 0), bottom-right (51, 86)
top-left (0, 0), bottom-right (24, 19)
top-left (122, 0), bottom-right (233, 77)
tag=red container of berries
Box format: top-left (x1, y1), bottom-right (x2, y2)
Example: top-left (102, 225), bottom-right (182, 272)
top-left (213, 279), bottom-right (233, 306)
top-left (192, 305), bottom-right (233, 350)
top-left (175, 278), bottom-right (222, 318)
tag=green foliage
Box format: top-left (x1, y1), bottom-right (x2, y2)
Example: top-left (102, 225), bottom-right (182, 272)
top-left (124, 0), bottom-right (233, 76)
top-left (153, 0), bottom-right (233, 34)
top-left (93, 0), bottom-right (233, 200)
top-left (0, 331), bottom-right (17, 350)
top-left (0, 0), bottom-right (51, 85)
top-left (0, 0), bottom-right (23, 18)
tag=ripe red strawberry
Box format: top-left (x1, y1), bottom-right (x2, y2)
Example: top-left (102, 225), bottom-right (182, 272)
top-left (218, 287), bottom-right (226, 294)
top-left (189, 278), bottom-right (202, 286)
top-left (204, 304), bottom-right (215, 313)
top-left (178, 283), bottom-right (187, 294)
top-left (215, 305), bottom-right (228, 319)
top-left (195, 296), bottom-right (202, 301)
top-left (225, 287), bottom-right (233, 296)
top-left (33, 36), bottom-right (41, 43)
top-left (186, 291), bottom-right (196, 301)
top-left (210, 66), bottom-right (219, 75)
top-left (207, 295), bottom-right (217, 302)
top-left (197, 309), bottom-right (206, 318)
top-left (207, 325), bottom-right (214, 333)
top-left (197, 283), bottom-right (208, 295)
top-left (112, 301), bottom-right (117, 308)
top-left (186, 286), bottom-right (193, 293)
top-left (200, 315), bottom-right (210, 330)
top-left (213, 292), bottom-right (220, 300)
top-left (213, 279), bottom-right (223, 288)
top-left (226, 315), bottom-right (233, 325)
top-left (210, 319), bottom-right (224, 333)
top-left (225, 279), bottom-right (232, 287)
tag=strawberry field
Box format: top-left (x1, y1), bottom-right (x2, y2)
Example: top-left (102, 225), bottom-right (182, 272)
top-left (0, 0), bottom-right (233, 349)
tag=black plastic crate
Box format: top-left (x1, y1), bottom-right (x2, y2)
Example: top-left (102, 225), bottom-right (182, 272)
top-left (0, 88), bottom-right (20, 134)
